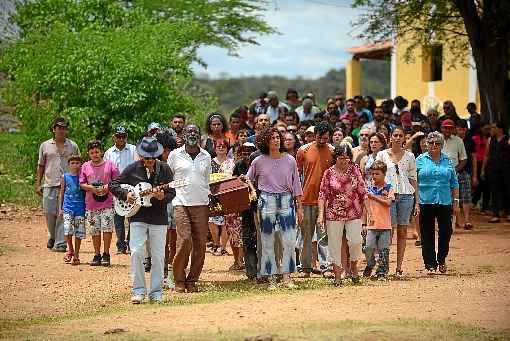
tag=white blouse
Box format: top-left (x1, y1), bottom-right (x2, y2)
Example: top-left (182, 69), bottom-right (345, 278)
top-left (376, 149), bottom-right (417, 195)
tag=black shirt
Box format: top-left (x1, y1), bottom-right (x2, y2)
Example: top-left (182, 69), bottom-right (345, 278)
top-left (462, 136), bottom-right (474, 174)
top-left (109, 160), bottom-right (175, 225)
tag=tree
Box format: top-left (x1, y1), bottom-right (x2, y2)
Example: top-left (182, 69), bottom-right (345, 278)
top-left (0, 0), bottom-right (275, 173)
top-left (352, 0), bottom-right (510, 123)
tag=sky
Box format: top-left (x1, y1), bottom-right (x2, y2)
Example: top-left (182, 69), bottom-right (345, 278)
top-left (193, 0), bottom-right (366, 79)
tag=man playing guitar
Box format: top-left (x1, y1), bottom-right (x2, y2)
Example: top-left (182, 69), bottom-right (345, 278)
top-left (110, 136), bottom-right (175, 304)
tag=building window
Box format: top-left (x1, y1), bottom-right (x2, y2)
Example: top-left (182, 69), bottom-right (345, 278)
top-left (422, 44), bottom-right (443, 82)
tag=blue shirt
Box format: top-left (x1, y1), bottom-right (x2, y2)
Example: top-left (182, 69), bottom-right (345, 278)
top-left (416, 152), bottom-right (459, 205)
top-left (62, 173), bottom-right (85, 216)
top-left (104, 143), bottom-right (137, 173)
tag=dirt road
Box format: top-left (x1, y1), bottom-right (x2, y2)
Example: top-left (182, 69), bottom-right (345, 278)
top-left (1, 207), bottom-right (509, 340)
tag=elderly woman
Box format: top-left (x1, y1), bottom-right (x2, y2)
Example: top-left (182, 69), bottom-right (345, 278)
top-left (376, 126), bottom-right (418, 278)
top-left (246, 127), bottom-right (304, 289)
top-left (317, 144), bottom-right (369, 285)
top-left (416, 132), bottom-right (459, 274)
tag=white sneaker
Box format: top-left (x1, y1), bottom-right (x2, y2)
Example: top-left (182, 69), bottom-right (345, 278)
top-left (163, 271), bottom-right (175, 290)
top-left (267, 276), bottom-right (278, 291)
top-left (131, 295), bottom-right (144, 304)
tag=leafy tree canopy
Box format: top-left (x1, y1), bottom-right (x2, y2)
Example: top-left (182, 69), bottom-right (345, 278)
top-left (0, 0), bottom-right (275, 174)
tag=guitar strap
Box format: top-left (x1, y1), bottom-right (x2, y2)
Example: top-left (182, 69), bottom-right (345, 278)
top-left (152, 160), bottom-right (161, 186)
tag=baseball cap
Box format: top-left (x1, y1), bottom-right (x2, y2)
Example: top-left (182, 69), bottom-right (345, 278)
top-left (147, 122), bottom-right (162, 132)
top-left (114, 126), bottom-right (127, 135)
top-left (441, 119), bottom-right (455, 128)
top-left (305, 126), bottom-right (315, 134)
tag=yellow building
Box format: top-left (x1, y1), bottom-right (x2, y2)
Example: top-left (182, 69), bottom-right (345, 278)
top-left (345, 40), bottom-right (479, 118)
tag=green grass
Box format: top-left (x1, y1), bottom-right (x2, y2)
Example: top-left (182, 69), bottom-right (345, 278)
top-left (0, 132), bottom-right (39, 207)
top-left (3, 318), bottom-right (509, 341)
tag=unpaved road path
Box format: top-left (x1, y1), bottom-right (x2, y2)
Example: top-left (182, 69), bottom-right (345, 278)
top-left (1, 207), bottom-right (509, 339)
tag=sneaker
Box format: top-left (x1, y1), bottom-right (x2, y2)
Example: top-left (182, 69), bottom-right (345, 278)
top-left (363, 266), bottom-right (373, 278)
top-left (52, 246), bottom-right (67, 252)
top-left (438, 264), bottom-right (447, 274)
top-left (377, 274), bottom-right (387, 281)
top-left (149, 296), bottom-right (163, 304)
top-left (163, 271), bottom-right (175, 290)
top-left (144, 257), bottom-right (151, 272)
top-left (267, 276), bottom-right (278, 291)
top-left (101, 253), bottom-right (110, 267)
top-left (90, 254), bottom-right (102, 266)
top-left (131, 295), bottom-right (144, 304)
top-left (47, 238), bottom-right (55, 249)
top-left (425, 267), bottom-right (436, 275)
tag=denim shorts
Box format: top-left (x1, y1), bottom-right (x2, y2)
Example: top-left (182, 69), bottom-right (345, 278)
top-left (390, 193), bottom-right (414, 226)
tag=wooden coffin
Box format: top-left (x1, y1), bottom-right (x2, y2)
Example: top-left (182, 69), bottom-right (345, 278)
top-left (209, 177), bottom-right (250, 216)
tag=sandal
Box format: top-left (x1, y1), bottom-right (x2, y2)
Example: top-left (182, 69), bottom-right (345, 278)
top-left (464, 223), bottom-right (473, 230)
top-left (63, 251), bottom-right (73, 264)
top-left (71, 257), bottom-right (80, 266)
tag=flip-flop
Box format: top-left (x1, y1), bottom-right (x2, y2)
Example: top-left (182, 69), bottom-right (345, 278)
top-left (63, 251), bottom-right (73, 264)
top-left (71, 257), bottom-right (80, 266)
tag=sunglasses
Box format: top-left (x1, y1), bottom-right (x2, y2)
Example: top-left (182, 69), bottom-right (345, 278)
top-left (428, 141), bottom-right (442, 146)
top-left (395, 164), bottom-right (400, 175)
top-left (360, 134), bottom-right (370, 138)
top-left (287, 129), bottom-right (297, 133)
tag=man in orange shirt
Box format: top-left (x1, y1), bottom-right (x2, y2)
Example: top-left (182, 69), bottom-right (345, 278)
top-left (225, 111), bottom-right (241, 143)
top-left (296, 121), bottom-right (334, 277)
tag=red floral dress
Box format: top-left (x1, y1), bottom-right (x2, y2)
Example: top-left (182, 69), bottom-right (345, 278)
top-left (318, 164), bottom-right (368, 221)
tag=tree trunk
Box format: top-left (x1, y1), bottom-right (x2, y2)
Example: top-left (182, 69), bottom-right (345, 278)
top-left (455, 0), bottom-right (510, 125)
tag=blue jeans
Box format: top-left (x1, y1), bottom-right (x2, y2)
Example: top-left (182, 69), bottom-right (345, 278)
top-left (364, 229), bottom-right (391, 275)
top-left (258, 191), bottom-right (297, 276)
top-left (42, 186), bottom-right (66, 249)
top-left (130, 222), bottom-right (166, 299)
top-left (299, 205), bottom-right (329, 272)
top-left (114, 213), bottom-right (127, 252)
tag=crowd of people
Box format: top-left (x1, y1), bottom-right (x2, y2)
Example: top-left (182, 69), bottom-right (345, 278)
top-left (35, 89), bottom-right (510, 303)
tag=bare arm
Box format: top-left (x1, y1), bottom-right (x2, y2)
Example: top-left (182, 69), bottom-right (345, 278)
top-left (367, 192), bottom-right (392, 206)
top-left (36, 165), bottom-right (45, 196)
top-left (58, 176), bottom-right (65, 216)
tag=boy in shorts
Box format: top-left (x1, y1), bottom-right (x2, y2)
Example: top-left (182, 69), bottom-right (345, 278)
top-left (58, 155), bottom-right (86, 265)
top-left (80, 140), bottom-right (119, 266)
top-left (363, 160), bottom-right (394, 280)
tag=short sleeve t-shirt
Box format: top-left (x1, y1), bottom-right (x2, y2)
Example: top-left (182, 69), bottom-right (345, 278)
top-left (247, 154), bottom-right (303, 196)
top-left (366, 183), bottom-right (394, 230)
top-left (296, 143), bottom-right (333, 205)
top-left (79, 160), bottom-right (119, 211)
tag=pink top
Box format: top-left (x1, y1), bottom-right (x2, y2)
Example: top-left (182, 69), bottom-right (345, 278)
top-left (318, 164), bottom-right (368, 221)
top-left (472, 135), bottom-right (487, 162)
top-left (247, 154), bottom-right (303, 196)
top-left (79, 160), bottom-right (119, 211)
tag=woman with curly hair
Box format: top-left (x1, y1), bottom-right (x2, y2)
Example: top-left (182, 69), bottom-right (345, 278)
top-left (245, 127), bottom-right (304, 289)
top-left (202, 112), bottom-right (230, 157)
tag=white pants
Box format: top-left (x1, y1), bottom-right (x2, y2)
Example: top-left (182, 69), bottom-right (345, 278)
top-left (326, 219), bottom-right (363, 266)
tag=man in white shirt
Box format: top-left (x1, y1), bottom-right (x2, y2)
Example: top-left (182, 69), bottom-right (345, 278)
top-left (168, 124), bottom-right (211, 293)
top-left (265, 91), bottom-right (289, 123)
top-left (104, 125), bottom-right (136, 254)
